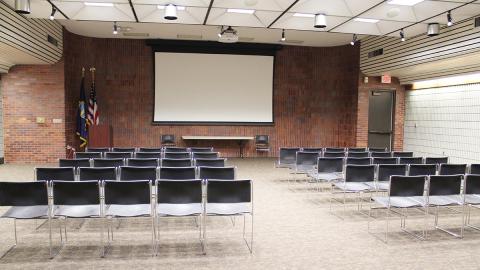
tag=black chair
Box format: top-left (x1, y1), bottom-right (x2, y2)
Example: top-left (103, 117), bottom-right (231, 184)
top-left (189, 147), bottom-right (214, 153)
top-left (59, 158), bottom-right (91, 168)
top-left (425, 157), bottom-right (448, 165)
top-left (36, 167), bottom-right (75, 181)
top-left (136, 152), bottom-right (162, 159)
top-left (159, 167), bottom-right (196, 180)
top-left (255, 135), bottom-right (270, 152)
top-left (368, 147), bottom-right (386, 152)
top-left (464, 174), bottom-right (480, 229)
top-left (164, 147), bottom-right (188, 153)
top-left (75, 152), bottom-right (102, 159)
top-left (138, 147), bottom-right (163, 153)
top-left (105, 152), bottom-right (133, 159)
top-left (127, 158), bottom-right (159, 167)
top-left (399, 157), bottom-right (423, 165)
top-left (333, 165), bottom-right (376, 209)
top-left (79, 167), bottom-right (117, 181)
top-left (194, 158), bottom-right (226, 167)
top-left (471, 164), bottom-right (480, 174)
top-left (392, 151), bottom-right (414, 158)
top-left (372, 157), bottom-right (398, 165)
top-left (119, 166), bottom-right (157, 181)
top-left (369, 164), bottom-right (407, 191)
top-left (345, 157), bottom-right (371, 165)
top-left (408, 164), bottom-right (437, 176)
top-left (325, 147), bottom-right (345, 152)
top-left (302, 148), bottom-right (323, 153)
top-left (293, 152), bottom-right (320, 182)
top-left (309, 157), bottom-right (343, 183)
top-left (323, 151), bottom-right (345, 158)
top-left (198, 166), bottom-right (236, 180)
top-left (161, 134), bottom-right (175, 146)
top-left (277, 147), bottom-right (301, 168)
top-left (370, 152), bottom-right (392, 158)
top-left (104, 180), bottom-right (154, 255)
top-left (0, 181), bottom-right (51, 258)
top-left (93, 158), bottom-right (124, 167)
top-left (439, 164), bottom-right (467, 175)
top-left (192, 152), bottom-right (219, 159)
top-left (205, 179), bottom-right (253, 253)
top-left (156, 180), bottom-right (204, 254)
top-left (112, 147), bottom-right (136, 153)
top-left (164, 152), bottom-right (191, 159)
top-left (347, 152), bottom-right (369, 158)
top-left (348, 147), bottom-right (367, 153)
top-left (161, 158), bottom-right (192, 167)
top-left (86, 147), bottom-right (110, 153)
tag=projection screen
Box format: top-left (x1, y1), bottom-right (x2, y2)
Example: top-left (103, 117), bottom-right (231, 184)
top-left (154, 52), bottom-right (274, 124)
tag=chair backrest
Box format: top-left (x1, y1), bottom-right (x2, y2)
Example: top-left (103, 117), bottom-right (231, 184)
top-left (346, 157), bottom-right (371, 165)
top-left (86, 147), bottom-right (110, 153)
top-left (112, 147), bottom-right (136, 153)
top-left (255, 135), bottom-right (269, 145)
top-left (79, 167), bottom-right (117, 181)
top-left (425, 157), bottom-right (448, 165)
top-left (465, 174), bottom-right (480, 195)
top-left (198, 166), bottom-right (235, 180)
top-left (104, 180), bottom-right (151, 205)
top-left (189, 147), bottom-right (214, 152)
top-left (279, 147), bottom-right (301, 165)
top-left (59, 158), bottom-right (91, 168)
top-left (428, 175), bottom-right (463, 196)
top-left (471, 164), bottom-right (480, 174)
top-left (370, 152), bottom-right (392, 158)
top-left (317, 158), bottom-right (343, 173)
top-left (389, 176), bottom-right (426, 197)
top-left (368, 147), bottom-right (386, 152)
top-left (377, 164), bottom-right (407, 182)
top-left (75, 152), bottom-right (102, 159)
top-left (138, 147), bottom-right (163, 153)
top-left (325, 147), bottom-right (345, 152)
top-left (119, 166), bottom-right (157, 181)
top-left (36, 167), bottom-right (75, 181)
top-left (52, 180), bottom-right (100, 205)
top-left (164, 147), bottom-right (188, 152)
top-left (105, 152), bottom-right (133, 159)
top-left (372, 157), bottom-right (398, 165)
top-left (192, 152), bottom-right (219, 159)
top-left (347, 147), bottom-right (367, 153)
top-left (194, 158), bottom-right (226, 167)
top-left (392, 151), bottom-right (414, 158)
top-left (164, 152), bottom-right (191, 159)
top-left (399, 157), bottom-right (423, 165)
top-left (345, 165), bottom-right (375, 182)
top-left (207, 179), bottom-right (252, 203)
top-left (296, 151), bottom-right (319, 166)
top-left (301, 148), bottom-right (323, 153)
top-left (127, 158), bottom-right (159, 167)
top-left (323, 152), bottom-right (345, 158)
top-left (347, 152), bottom-right (369, 158)
top-left (408, 164), bottom-right (437, 176)
top-left (157, 180), bottom-right (202, 204)
top-left (135, 152), bottom-right (162, 159)
top-left (161, 158), bottom-right (192, 167)
top-left (438, 164), bottom-right (467, 175)
top-left (161, 134), bottom-right (175, 144)
top-left (0, 181), bottom-right (48, 206)
top-left (159, 166), bottom-right (196, 180)
top-left (93, 158), bottom-right (124, 167)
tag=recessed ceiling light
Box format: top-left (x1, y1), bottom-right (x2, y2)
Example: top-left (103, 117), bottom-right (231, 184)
top-left (387, 0), bottom-right (424, 6)
top-left (227, 8), bottom-right (255, 14)
top-left (157, 5), bottom-right (185, 10)
top-left (293, 13), bottom-right (315, 18)
top-left (84, 2), bottom-right (114, 7)
top-left (353, 18), bottom-right (379, 23)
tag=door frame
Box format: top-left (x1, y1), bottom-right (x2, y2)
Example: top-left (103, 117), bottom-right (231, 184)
top-left (368, 89), bottom-right (396, 151)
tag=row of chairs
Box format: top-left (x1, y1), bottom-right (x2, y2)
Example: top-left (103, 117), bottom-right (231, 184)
top-left (75, 151), bottom-right (220, 160)
top-left (86, 147), bottom-right (214, 153)
top-left (0, 179), bottom-right (253, 258)
top-left (60, 158), bottom-right (226, 168)
top-left (36, 166), bottom-right (237, 182)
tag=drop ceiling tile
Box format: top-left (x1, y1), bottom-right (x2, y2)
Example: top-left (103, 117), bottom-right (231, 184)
top-left (273, 13), bottom-right (350, 32)
top-left (290, 0), bottom-right (353, 17)
top-left (52, 2), bottom-right (135, 21)
top-left (3, 0), bottom-right (67, 19)
top-left (213, 0), bottom-right (296, 11)
top-left (424, 3), bottom-right (480, 24)
top-left (255, 11), bottom-right (282, 27)
top-left (334, 20), bottom-right (382, 35)
top-left (344, 0), bottom-right (384, 15)
top-left (132, 0), bottom-right (209, 7)
top-left (135, 5), bottom-right (207, 24)
top-left (207, 8), bottom-right (266, 27)
top-left (377, 20), bottom-right (412, 35)
top-left (57, 0), bottom-right (128, 3)
top-left (361, 3), bottom-right (418, 22)
top-left (413, 1), bottom-right (462, 21)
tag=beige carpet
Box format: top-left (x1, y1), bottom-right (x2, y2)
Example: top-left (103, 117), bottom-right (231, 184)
top-left (0, 158), bottom-right (479, 269)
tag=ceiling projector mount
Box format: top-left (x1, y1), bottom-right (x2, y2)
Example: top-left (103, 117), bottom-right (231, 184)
top-left (218, 26), bottom-right (239, 43)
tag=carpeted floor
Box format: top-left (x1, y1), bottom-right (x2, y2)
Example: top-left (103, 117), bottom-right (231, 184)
top-left (0, 158), bottom-right (479, 269)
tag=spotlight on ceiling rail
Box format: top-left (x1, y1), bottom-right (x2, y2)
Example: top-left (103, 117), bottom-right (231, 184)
top-left (447, 11), bottom-right (453, 27)
top-left (400, 29), bottom-right (405, 42)
top-left (350, 34), bottom-right (357, 46)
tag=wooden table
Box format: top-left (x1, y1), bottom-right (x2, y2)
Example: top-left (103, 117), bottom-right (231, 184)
top-left (182, 136), bottom-right (255, 158)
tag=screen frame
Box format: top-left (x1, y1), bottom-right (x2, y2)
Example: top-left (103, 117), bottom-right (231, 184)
top-left (147, 39), bottom-right (281, 126)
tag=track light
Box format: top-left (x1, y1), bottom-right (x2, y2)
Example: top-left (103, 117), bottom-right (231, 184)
top-left (50, 6), bottom-right (56, 20)
top-left (281, 29), bottom-right (286, 42)
top-left (350, 34), bottom-right (357, 46)
top-left (314, 13), bottom-right (327, 28)
top-left (400, 29), bottom-right (405, 42)
top-left (14, 0), bottom-right (30, 14)
top-left (164, 4), bottom-right (178, 20)
top-left (113, 21), bottom-right (118, 35)
top-left (447, 11), bottom-right (453, 27)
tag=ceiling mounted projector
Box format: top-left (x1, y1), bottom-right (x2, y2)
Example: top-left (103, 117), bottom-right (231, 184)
top-left (218, 26), bottom-right (239, 43)
top-left (314, 14), bottom-right (327, 28)
top-left (427, 23), bottom-right (440, 36)
top-left (14, 0), bottom-right (30, 14)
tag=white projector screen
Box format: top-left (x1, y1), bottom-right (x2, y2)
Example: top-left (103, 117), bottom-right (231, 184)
top-left (154, 52), bottom-right (274, 123)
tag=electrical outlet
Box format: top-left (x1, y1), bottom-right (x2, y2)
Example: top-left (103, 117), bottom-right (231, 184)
top-left (36, 117), bottom-right (45, 124)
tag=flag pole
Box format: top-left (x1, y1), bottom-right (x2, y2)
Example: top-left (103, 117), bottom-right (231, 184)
top-left (82, 67), bottom-right (85, 78)
top-left (90, 67), bottom-right (95, 83)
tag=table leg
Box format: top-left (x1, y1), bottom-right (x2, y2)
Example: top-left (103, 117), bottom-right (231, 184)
top-left (238, 141), bottom-right (245, 158)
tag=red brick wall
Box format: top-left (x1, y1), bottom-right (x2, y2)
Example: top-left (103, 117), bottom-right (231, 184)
top-left (1, 61), bottom-right (66, 163)
top-left (64, 31), bottom-right (361, 157)
top-left (356, 74), bottom-right (405, 151)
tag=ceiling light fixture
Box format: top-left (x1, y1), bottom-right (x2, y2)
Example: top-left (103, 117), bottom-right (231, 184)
top-left (14, 0), bottom-right (30, 14)
top-left (164, 3), bottom-right (178, 20)
top-left (84, 2), bottom-right (114, 7)
top-left (447, 10), bottom-right (453, 27)
top-left (314, 13), bottom-right (327, 28)
top-left (387, 0), bottom-right (424, 6)
top-left (350, 34), bottom-right (357, 46)
top-left (293, 13), bottom-right (315, 18)
top-left (281, 29), bottom-right (286, 41)
top-left (400, 29), bottom-right (405, 41)
top-left (227, 8), bottom-right (255, 14)
top-left (353, 18), bottom-right (379, 23)
top-left (49, 6), bottom-right (56, 20)
top-left (113, 21), bottom-right (118, 35)
top-left (157, 5), bottom-right (185, 10)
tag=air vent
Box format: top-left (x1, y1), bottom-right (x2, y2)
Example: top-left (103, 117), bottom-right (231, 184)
top-left (47, 35), bottom-right (58, 47)
top-left (177, 34), bottom-right (202, 40)
top-left (475, 17), bottom-right (480, 28)
top-left (368, 48), bottom-right (383, 58)
top-left (123, 32), bottom-right (149, 37)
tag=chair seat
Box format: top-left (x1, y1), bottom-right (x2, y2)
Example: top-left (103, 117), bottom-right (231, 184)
top-left (295, 165), bottom-right (315, 173)
top-left (428, 195), bottom-right (463, 206)
top-left (157, 203), bottom-right (202, 216)
top-left (277, 162), bottom-right (294, 169)
top-left (106, 204), bottom-right (152, 217)
top-left (309, 172), bottom-right (342, 182)
top-left (465, 194), bottom-right (480, 205)
top-left (373, 196), bottom-right (426, 208)
top-left (2, 206), bottom-right (49, 219)
top-left (54, 205), bottom-right (100, 218)
top-left (334, 182), bottom-right (373, 192)
top-left (365, 181), bottom-right (389, 191)
top-left (206, 203), bottom-right (251, 215)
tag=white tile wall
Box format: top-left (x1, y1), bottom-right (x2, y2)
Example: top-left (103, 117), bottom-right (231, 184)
top-left (404, 83), bottom-right (480, 163)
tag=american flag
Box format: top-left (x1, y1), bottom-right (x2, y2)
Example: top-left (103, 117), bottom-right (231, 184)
top-left (87, 78), bottom-right (99, 125)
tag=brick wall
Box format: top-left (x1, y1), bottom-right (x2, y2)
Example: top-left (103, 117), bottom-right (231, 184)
top-left (64, 31), bottom-right (361, 157)
top-left (1, 61), bottom-right (66, 163)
